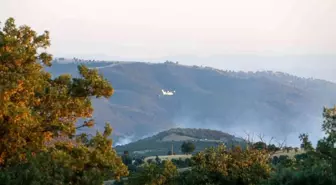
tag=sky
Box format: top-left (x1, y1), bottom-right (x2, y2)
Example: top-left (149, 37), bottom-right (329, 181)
top-left (1, 0), bottom-right (336, 81)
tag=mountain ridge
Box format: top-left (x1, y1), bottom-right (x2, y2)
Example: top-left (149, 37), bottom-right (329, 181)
top-left (47, 59), bottom-right (336, 145)
top-left (52, 58), bottom-right (336, 84)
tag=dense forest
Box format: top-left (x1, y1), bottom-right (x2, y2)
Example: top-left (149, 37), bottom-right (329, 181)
top-left (0, 18), bottom-right (335, 185)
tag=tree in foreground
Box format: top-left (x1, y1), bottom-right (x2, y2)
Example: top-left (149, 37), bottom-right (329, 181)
top-left (0, 18), bottom-right (128, 184)
top-left (263, 107), bottom-right (336, 185)
top-left (179, 145), bottom-right (271, 185)
top-left (128, 160), bottom-right (178, 185)
top-left (181, 141), bottom-right (195, 154)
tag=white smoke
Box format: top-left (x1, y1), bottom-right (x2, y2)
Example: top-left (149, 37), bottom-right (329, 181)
top-left (171, 115), bottom-right (325, 147)
top-left (114, 134), bottom-right (135, 146)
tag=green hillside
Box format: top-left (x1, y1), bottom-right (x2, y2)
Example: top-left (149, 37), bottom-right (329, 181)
top-left (115, 128), bottom-right (246, 157)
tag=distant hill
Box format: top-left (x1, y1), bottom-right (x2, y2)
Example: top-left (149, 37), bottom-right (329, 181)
top-left (143, 128), bottom-right (236, 141)
top-left (47, 59), bottom-right (336, 145)
top-left (114, 128), bottom-right (245, 156)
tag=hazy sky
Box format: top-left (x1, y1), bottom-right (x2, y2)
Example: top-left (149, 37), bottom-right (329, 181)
top-left (1, 0), bottom-right (336, 80)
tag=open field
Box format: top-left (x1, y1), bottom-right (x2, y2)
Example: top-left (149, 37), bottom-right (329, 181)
top-left (271, 149), bottom-right (306, 158)
top-left (144, 154), bottom-right (192, 163)
top-left (142, 148), bottom-right (306, 163)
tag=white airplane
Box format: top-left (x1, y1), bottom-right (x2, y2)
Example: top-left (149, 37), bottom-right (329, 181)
top-left (161, 89), bottom-right (176, 96)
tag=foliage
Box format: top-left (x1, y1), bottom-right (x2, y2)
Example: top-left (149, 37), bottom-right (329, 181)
top-left (122, 152), bottom-right (132, 166)
top-left (181, 145), bottom-right (271, 185)
top-left (299, 133), bottom-right (313, 151)
top-left (155, 155), bottom-right (162, 164)
top-left (181, 142), bottom-right (195, 154)
top-left (267, 144), bottom-right (280, 153)
top-left (263, 159), bottom-right (336, 185)
top-left (319, 107), bottom-right (336, 170)
top-left (263, 107), bottom-right (336, 185)
top-left (133, 157), bottom-right (145, 166)
top-left (128, 160), bottom-right (178, 185)
top-left (253, 141), bottom-right (267, 150)
top-left (0, 124), bottom-right (128, 184)
top-left (0, 18), bottom-right (127, 184)
top-left (147, 159), bottom-right (154, 164)
top-left (171, 158), bottom-right (192, 168)
top-left (271, 155), bottom-right (294, 167)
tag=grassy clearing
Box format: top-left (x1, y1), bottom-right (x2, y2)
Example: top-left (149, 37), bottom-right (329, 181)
top-left (144, 154), bottom-right (192, 163)
top-left (271, 149), bottom-right (306, 158)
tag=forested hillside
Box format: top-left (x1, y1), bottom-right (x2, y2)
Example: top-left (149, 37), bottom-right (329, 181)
top-left (49, 59), bottom-right (336, 144)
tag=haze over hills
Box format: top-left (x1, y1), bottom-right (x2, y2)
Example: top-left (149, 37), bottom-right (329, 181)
top-left (47, 58), bottom-right (336, 146)
top-left (64, 54), bottom-right (336, 83)
top-left (157, 55), bottom-right (336, 83)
